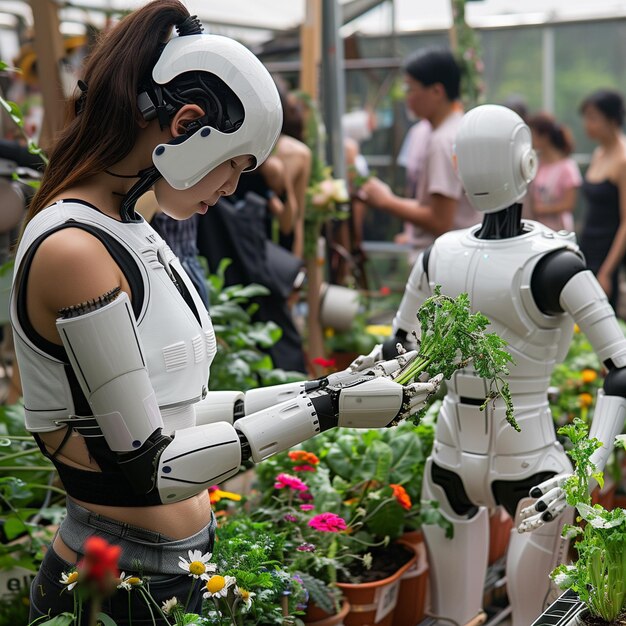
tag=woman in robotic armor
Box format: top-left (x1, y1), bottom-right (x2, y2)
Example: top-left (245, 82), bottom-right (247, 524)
top-left (11, 2), bottom-right (440, 622)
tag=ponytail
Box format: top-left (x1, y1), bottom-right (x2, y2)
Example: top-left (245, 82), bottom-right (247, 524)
top-left (26, 0), bottom-right (190, 224)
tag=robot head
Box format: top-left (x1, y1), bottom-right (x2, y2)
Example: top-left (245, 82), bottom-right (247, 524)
top-left (138, 28), bottom-right (282, 190)
top-left (454, 104), bottom-right (538, 213)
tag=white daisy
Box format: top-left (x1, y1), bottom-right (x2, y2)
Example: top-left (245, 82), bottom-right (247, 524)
top-left (60, 570), bottom-right (79, 592)
top-left (178, 549), bottom-right (217, 579)
top-left (203, 575), bottom-right (237, 599)
top-left (117, 572), bottom-right (143, 591)
top-left (235, 586), bottom-right (256, 611)
top-left (161, 596), bottom-right (179, 615)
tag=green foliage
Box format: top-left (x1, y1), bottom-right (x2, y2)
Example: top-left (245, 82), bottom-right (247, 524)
top-left (452, 0), bottom-right (485, 108)
top-left (206, 259), bottom-right (305, 392)
top-left (324, 311), bottom-right (379, 355)
top-left (395, 286), bottom-right (517, 430)
top-left (551, 418), bottom-right (626, 622)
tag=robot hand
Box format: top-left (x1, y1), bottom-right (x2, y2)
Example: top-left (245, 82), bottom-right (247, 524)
top-left (349, 344), bottom-right (383, 371)
top-left (517, 473), bottom-right (571, 533)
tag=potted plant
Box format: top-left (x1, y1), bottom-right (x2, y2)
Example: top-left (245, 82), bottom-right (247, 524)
top-left (533, 418), bottom-right (626, 625)
top-left (252, 422), bottom-right (450, 626)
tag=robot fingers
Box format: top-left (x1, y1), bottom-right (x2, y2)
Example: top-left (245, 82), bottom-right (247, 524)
top-left (541, 492), bottom-right (568, 523)
top-left (372, 350), bottom-right (419, 377)
top-left (401, 374), bottom-right (444, 416)
top-left (528, 473), bottom-right (570, 498)
top-left (517, 510), bottom-right (545, 533)
top-left (349, 344), bottom-right (383, 372)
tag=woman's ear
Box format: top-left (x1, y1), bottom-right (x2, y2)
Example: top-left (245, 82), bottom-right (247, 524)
top-left (170, 104), bottom-right (205, 137)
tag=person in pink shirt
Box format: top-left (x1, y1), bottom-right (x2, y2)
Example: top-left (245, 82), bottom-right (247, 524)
top-left (526, 113), bottom-right (582, 232)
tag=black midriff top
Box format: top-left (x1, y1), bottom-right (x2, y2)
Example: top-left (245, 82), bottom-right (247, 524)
top-left (579, 178), bottom-right (620, 270)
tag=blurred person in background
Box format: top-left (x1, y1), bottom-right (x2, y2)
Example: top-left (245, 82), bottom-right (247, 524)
top-left (525, 112), bottom-right (582, 232)
top-left (579, 88), bottom-right (626, 310)
top-left (360, 48), bottom-right (479, 258)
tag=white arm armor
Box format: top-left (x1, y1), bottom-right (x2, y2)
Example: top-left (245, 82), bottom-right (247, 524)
top-left (560, 270), bottom-right (626, 471)
top-left (58, 292), bottom-right (439, 503)
top-left (57, 292), bottom-right (243, 503)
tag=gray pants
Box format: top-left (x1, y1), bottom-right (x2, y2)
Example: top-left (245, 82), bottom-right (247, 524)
top-left (29, 499), bottom-right (216, 625)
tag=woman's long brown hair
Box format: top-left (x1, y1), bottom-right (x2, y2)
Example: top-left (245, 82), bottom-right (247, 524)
top-left (25, 0), bottom-right (190, 225)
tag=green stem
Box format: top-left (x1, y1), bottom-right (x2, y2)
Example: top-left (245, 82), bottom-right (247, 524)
top-left (138, 589), bottom-right (157, 626)
top-left (0, 447), bottom-right (42, 462)
top-left (183, 578), bottom-right (198, 613)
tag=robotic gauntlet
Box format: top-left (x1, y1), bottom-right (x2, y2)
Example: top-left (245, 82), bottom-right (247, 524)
top-left (57, 290), bottom-right (440, 505)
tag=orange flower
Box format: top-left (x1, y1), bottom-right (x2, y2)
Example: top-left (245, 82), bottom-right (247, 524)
top-left (578, 393), bottom-right (594, 408)
top-left (390, 484), bottom-right (412, 511)
top-left (288, 450), bottom-right (320, 466)
top-left (581, 369), bottom-right (597, 384)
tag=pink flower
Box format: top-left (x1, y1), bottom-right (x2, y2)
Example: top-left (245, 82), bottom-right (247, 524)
top-left (299, 504), bottom-right (315, 511)
top-left (293, 465), bottom-right (317, 472)
top-left (284, 514), bottom-right (298, 523)
top-left (274, 473), bottom-right (309, 492)
top-left (308, 513), bottom-right (347, 533)
top-left (296, 543), bottom-right (316, 552)
top-left (299, 491), bottom-right (314, 502)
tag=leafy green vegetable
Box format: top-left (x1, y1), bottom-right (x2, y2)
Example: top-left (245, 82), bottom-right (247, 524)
top-left (395, 286), bottom-right (518, 431)
top-left (551, 418), bottom-right (626, 622)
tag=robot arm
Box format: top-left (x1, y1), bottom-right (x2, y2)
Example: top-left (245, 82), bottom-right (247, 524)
top-left (58, 290), bottom-right (441, 504)
top-left (519, 263), bottom-right (626, 532)
top-left (350, 249), bottom-right (432, 371)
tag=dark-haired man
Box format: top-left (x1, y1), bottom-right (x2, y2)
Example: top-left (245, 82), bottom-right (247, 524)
top-left (362, 48), bottom-right (479, 255)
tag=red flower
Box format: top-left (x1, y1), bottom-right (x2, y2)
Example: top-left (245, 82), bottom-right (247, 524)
top-left (78, 536), bottom-right (121, 592)
top-left (293, 465), bottom-right (317, 472)
top-left (288, 450), bottom-right (320, 466)
top-left (380, 286), bottom-right (391, 296)
top-left (312, 357), bottom-right (337, 369)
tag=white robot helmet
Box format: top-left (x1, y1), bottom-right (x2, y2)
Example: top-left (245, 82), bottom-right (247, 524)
top-left (454, 104), bottom-right (538, 214)
top-left (137, 26), bottom-right (282, 190)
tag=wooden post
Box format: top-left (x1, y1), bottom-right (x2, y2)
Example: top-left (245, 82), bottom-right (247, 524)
top-left (299, 0), bottom-right (326, 376)
top-left (29, 0), bottom-right (66, 149)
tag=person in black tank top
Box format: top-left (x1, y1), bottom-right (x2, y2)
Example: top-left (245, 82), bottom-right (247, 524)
top-left (579, 89), bottom-right (626, 311)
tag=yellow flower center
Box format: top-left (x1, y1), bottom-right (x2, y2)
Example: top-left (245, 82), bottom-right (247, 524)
top-left (127, 577), bottom-right (142, 586)
top-left (66, 572), bottom-right (79, 585)
top-left (206, 575), bottom-right (225, 593)
top-left (240, 588), bottom-right (250, 601)
top-left (189, 561), bottom-right (206, 576)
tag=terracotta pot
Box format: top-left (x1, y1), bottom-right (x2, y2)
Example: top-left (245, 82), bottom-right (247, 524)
top-left (304, 599), bottom-right (351, 626)
top-left (392, 537), bottom-right (429, 626)
top-left (488, 506), bottom-right (513, 565)
top-left (337, 542), bottom-right (418, 626)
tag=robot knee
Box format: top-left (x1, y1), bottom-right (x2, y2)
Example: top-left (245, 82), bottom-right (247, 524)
top-left (431, 462), bottom-right (479, 518)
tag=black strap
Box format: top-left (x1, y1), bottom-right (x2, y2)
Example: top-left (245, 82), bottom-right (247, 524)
top-left (15, 219), bottom-right (145, 362)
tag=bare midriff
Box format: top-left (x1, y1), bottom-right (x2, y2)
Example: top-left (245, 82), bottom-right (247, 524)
top-left (40, 428), bottom-right (212, 564)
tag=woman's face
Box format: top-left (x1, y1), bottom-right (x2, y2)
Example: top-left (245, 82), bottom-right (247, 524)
top-left (154, 154), bottom-right (254, 220)
top-left (582, 104), bottom-right (616, 142)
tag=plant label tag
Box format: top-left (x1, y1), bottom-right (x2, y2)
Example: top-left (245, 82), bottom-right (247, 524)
top-left (374, 579), bottom-right (400, 623)
top-left (0, 566), bottom-right (35, 598)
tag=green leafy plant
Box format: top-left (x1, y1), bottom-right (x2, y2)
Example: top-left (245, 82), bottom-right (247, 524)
top-left (551, 418), bottom-right (626, 623)
top-left (394, 286), bottom-right (517, 431)
top-left (206, 258), bottom-right (305, 392)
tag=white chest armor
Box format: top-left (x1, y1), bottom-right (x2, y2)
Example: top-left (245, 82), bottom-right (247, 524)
top-left (428, 220), bottom-right (578, 400)
top-left (10, 201), bottom-right (217, 434)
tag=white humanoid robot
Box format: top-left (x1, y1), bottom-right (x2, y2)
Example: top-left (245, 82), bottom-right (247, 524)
top-left (354, 105), bottom-right (626, 626)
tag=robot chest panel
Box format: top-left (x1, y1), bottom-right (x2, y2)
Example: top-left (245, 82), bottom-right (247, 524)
top-left (137, 244), bottom-right (215, 407)
top-left (430, 233), bottom-right (570, 363)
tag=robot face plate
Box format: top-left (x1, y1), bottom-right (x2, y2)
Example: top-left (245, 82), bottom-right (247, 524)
top-left (455, 104), bottom-right (538, 213)
top-left (148, 35), bottom-right (283, 190)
